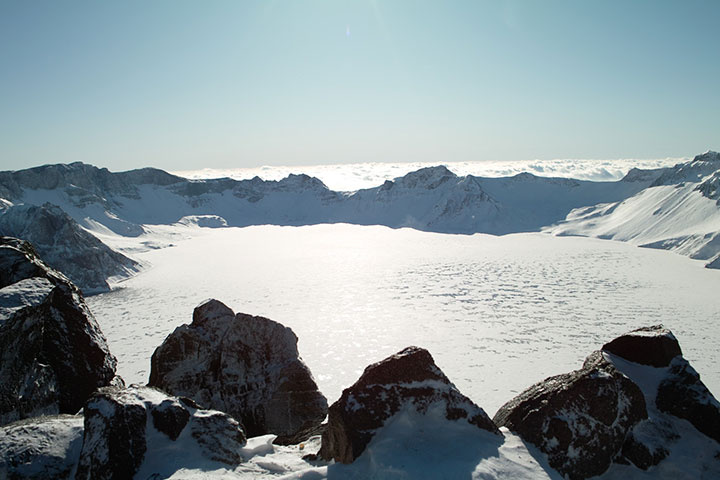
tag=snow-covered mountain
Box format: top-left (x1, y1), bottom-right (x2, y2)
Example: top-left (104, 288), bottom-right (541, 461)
top-left (0, 152), bottom-right (719, 269)
top-left (0, 161), bottom-right (658, 236)
top-left (547, 151), bottom-right (720, 268)
top-left (0, 203), bottom-right (140, 293)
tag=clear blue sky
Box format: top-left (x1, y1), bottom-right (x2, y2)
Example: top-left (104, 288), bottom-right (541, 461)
top-left (1, 0), bottom-right (718, 171)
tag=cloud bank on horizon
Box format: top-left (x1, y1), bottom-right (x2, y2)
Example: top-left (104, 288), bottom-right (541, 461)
top-left (173, 157), bottom-right (685, 192)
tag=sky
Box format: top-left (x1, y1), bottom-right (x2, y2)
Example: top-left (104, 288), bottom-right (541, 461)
top-left (1, 0), bottom-right (719, 172)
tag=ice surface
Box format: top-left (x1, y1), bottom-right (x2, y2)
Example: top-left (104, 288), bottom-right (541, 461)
top-left (85, 224), bottom-right (720, 416)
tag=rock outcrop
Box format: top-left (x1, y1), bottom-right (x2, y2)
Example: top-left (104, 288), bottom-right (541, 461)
top-left (148, 299), bottom-right (327, 444)
top-left (494, 325), bottom-right (720, 479)
top-left (493, 350), bottom-right (648, 480)
top-left (0, 203), bottom-right (140, 294)
top-left (602, 326), bottom-right (720, 446)
top-left (0, 237), bottom-right (118, 426)
top-left (75, 385), bottom-right (246, 480)
top-left (319, 346), bottom-right (500, 464)
top-left (601, 324), bottom-right (682, 367)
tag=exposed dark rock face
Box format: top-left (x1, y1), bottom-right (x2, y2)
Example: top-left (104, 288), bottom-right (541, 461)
top-left (76, 388), bottom-right (147, 480)
top-left (75, 385), bottom-right (247, 480)
top-left (0, 415), bottom-right (84, 480)
top-left (150, 398), bottom-right (191, 441)
top-left (0, 204), bottom-right (140, 293)
top-left (656, 357), bottom-right (720, 443)
top-left (319, 346), bottom-right (500, 464)
top-left (601, 325), bottom-right (682, 367)
top-left (493, 351), bottom-right (648, 480)
top-left (148, 299), bottom-right (327, 444)
top-left (0, 238), bottom-right (118, 426)
top-left (0, 237), bottom-right (70, 289)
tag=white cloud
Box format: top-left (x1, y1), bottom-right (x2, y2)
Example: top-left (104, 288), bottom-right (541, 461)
top-left (172, 157), bottom-right (685, 192)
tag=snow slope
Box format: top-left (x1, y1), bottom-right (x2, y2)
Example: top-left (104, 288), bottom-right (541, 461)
top-left (0, 160), bottom-right (661, 238)
top-left (0, 203), bottom-right (141, 293)
top-left (547, 152), bottom-right (720, 268)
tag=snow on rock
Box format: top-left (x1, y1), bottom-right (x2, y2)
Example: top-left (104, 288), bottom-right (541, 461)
top-left (604, 348), bottom-right (720, 477)
top-left (650, 151), bottom-right (720, 188)
top-left (178, 215), bottom-right (228, 228)
top-left (495, 325), bottom-right (720, 479)
top-left (75, 385), bottom-right (247, 480)
top-left (548, 152), bottom-right (720, 265)
top-left (148, 299), bottom-right (327, 444)
top-left (318, 346), bottom-right (500, 464)
top-left (707, 254), bottom-right (720, 269)
top-left (493, 350), bottom-right (648, 479)
top-left (0, 203), bottom-right (141, 294)
top-left (0, 414), bottom-right (84, 480)
top-left (655, 357), bottom-right (720, 444)
top-left (0, 237), bottom-right (118, 426)
top-left (0, 277), bottom-right (55, 319)
top-left (0, 237), bottom-right (71, 290)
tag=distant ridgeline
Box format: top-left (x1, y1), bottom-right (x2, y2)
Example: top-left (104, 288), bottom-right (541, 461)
top-left (0, 151), bottom-right (719, 270)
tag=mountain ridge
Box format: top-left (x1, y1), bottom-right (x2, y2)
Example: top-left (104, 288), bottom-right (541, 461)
top-left (1, 152), bottom-right (718, 269)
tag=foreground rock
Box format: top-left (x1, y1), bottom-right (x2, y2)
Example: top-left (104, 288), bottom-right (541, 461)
top-left (149, 299), bottom-right (327, 444)
top-left (0, 415), bottom-right (84, 480)
top-left (76, 385), bottom-right (246, 480)
top-left (493, 351), bottom-right (647, 479)
top-left (0, 237), bottom-right (118, 426)
top-left (319, 346), bottom-right (500, 464)
top-left (494, 325), bottom-right (720, 479)
top-left (0, 203), bottom-right (140, 294)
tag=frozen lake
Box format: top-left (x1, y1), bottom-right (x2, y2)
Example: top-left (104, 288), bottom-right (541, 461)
top-left (87, 224), bottom-right (720, 415)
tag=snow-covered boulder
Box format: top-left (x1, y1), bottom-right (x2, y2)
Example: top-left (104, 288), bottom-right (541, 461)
top-left (0, 238), bottom-right (118, 426)
top-left (0, 203), bottom-right (140, 294)
top-left (75, 385), bottom-right (246, 480)
top-left (318, 346), bottom-right (500, 464)
top-left (495, 325), bottom-right (720, 479)
top-left (0, 415), bottom-right (84, 480)
top-left (601, 325), bottom-right (720, 446)
top-left (148, 299), bottom-right (327, 444)
top-left (493, 350), bottom-right (648, 479)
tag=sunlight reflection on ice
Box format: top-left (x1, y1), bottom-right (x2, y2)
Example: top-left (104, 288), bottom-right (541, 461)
top-left (87, 224), bottom-right (720, 414)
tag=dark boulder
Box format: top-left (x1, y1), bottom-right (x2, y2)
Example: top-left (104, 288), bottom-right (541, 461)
top-left (75, 387), bottom-right (147, 480)
top-left (75, 385), bottom-right (247, 480)
top-left (150, 398), bottom-right (191, 441)
top-left (148, 299), bottom-right (327, 444)
top-left (493, 351), bottom-right (648, 480)
top-left (0, 238), bottom-right (118, 426)
top-left (601, 325), bottom-right (682, 367)
top-left (319, 346), bottom-right (500, 464)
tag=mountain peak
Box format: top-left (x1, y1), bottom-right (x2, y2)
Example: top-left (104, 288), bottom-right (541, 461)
top-left (395, 165), bottom-right (457, 190)
top-left (692, 151), bottom-right (720, 163)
